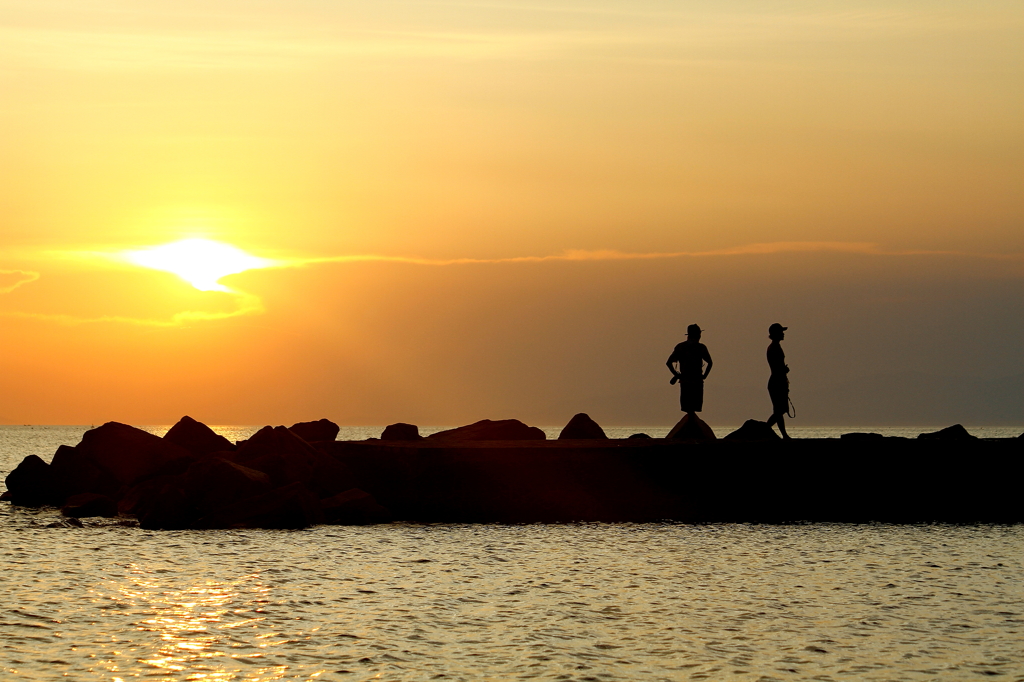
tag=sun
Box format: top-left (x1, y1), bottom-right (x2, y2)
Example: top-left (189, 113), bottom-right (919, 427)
top-left (123, 239), bottom-right (277, 292)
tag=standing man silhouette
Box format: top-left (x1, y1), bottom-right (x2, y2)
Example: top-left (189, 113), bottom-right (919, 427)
top-left (765, 322), bottom-right (791, 439)
top-left (666, 324), bottom-right (713, 420)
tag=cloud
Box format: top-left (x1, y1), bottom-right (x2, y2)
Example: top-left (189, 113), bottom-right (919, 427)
top-left (5, 240), bottom-right (1021, 327)
top-left (291, 241), bottom-right (1024, 267)
top-left (1, 291), bottom-right (262, 327)
top-left (0, 269), bottom-right (40, 294)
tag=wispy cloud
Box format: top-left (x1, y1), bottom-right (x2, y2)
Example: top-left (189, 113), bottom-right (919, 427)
top-left (291, 241), bottom-right (1024, 267)
top-left (4, 241), bottom-right (1020, 327)
top-left (1, 291), bottom-right (262, 327)
top-left (0, 269), bottom-right (40, 294)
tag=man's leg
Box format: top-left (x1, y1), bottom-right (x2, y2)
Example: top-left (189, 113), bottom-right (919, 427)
top-left (774, 413), bottom-right (790, 439)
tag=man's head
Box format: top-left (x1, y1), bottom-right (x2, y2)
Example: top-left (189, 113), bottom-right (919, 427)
top-left (768, 322), bottom-right (787, 340)
top-left (686, 323), bottom-right (703, 340)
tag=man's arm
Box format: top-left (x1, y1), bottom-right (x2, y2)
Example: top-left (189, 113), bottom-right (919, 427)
top-left (702, 345), bottom-right (713, 379)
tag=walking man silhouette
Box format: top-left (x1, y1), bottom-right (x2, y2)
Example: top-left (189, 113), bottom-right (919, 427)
top-left (765, 322), bottom-right (791, 439)
top-left (666, 324), bottom-right (713, 420)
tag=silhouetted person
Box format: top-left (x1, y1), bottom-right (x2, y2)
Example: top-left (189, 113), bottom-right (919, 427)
top-left (666, 324), bottom-right (713, 420)
top-left (765, 323), bottom-right (791, 439)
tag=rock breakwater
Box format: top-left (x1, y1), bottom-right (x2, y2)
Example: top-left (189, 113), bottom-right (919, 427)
top-left (3, 416), bottom-right (1022, 527)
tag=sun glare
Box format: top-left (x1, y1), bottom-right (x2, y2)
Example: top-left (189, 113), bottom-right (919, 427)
top-left (124, 239), bottom-right (276, 292)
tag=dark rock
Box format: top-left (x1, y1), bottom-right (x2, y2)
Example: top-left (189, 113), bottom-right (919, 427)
top-left (50, 444), bottom-right (119, 502)
top-left (61, 492), bottom-right (118, 518)
top-left (841, 432), bottom-right (885, 442)
top-left (163, 416), bottom-right (234, 457)
top-left (557, 413), bottom-right (608, 440)
top-left (117, 475), bottom-right (182, 517)
top-left (75, 422), bottom-right (194, 487)
top-left (724, 420), bottom-right (781, 441)
top-left (666, 415), bottom-right (717, 441)
top-left (918, 424), bottom-right (977, 440)
top-left (197, 481), bottom-right (324, 529)
top-left (289, 418), bottom-right (340, 443)
top-left (321, 488), bottom-right (392, 525)
top-left (427, 419), bottom-right (546, 442)
top-left (183, 457), bottom-right (272, 515)
top-left (381, 423), bottom-right (422, 441)
top-left (139, 483), bottom-right (195, 530)
top-left (628, 433), bottom-right (652, 439)
top-left (234, 425), bottom-right (356, 498)
top-left (45, 518), bottom-right (84, 528)
top-left (0, 491), bottom-right (10, 501)
top-left (5, 455), bottom-right (57, 506)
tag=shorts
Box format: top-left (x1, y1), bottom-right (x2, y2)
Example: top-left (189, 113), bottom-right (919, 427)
top-left (768, 374), bottom-right (789, 415)
top-left (679, 377), bottom-right (704, 413)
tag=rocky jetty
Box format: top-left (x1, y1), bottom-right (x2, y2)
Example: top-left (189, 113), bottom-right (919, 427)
top-left (3, 415), bottom-right (1023, 526)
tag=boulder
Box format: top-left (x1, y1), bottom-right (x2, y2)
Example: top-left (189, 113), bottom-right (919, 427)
top-left (233, 425), bottom-right (357, 499)
top-left (183, 457), bottom-right (273, 515)
top-left (139, 483), bottom-right (196, 530)
top-left (163, 416), bottom-right (234, 457)
top-left (724, 420), bottom-right (781, 441)
top-left (841, 432), bottom-right (885, 442)
top-left (197, 481), bottom-right (324, 529)
top-left (117, 475), bottom-right (183, 517)
top-left (75, 422), bottom-right (194, 487)
top-left (4, 455), bottom-right (57, 507)
top-left (289, 418), bottom-right (340, 443)
top-left (918, 424), bottom-right (977, 440)
top-left (50, 444), bottom-right (120, 503)
top-left (427, 419), bottom-right (546, 442)
top-left (61, 492), bottom-right (118, 518)
top-left (628, 433), bottom-right (652, 440)
top-left (557, 413), bottom-right (608, 440)
top-left (321, 488), bottom-right (392, 525)
top-left (666, 414), bottom-right (717, 441)
top-left (381, 423), bottom-right (422, 441)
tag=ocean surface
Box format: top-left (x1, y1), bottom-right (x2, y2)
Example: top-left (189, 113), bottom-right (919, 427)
top-left (1, 425), bottom-right (1022, 681)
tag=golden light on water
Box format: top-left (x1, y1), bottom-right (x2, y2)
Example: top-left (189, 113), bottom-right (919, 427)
top-left (107, 568), bottom-right (295, 681)
top-left (123, 239), bottom-right (277, 293)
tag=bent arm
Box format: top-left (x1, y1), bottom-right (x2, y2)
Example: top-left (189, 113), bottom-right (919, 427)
top-left (703, 356), bottom-right (713, 380)
top-left (666, 356), bottom-right (679, 377)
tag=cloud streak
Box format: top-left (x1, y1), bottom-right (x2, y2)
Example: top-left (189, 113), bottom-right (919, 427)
top-left (4, 241), bottom-right (1021, 327)
top-left (0, 269), bottom-right (41, 294)
top-left (290, 241), bottom-right (1024, 268)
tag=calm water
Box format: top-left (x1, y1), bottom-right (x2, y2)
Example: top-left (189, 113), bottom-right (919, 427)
top-left (2, 426), bottom-right (1022, 681)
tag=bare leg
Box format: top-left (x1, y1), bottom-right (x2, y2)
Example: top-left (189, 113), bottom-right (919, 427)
top-left (767, 413), bottom-right (791, 439)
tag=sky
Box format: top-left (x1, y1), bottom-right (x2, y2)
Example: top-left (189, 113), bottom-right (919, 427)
top-left (0, 0), bottom-right (1021, 427)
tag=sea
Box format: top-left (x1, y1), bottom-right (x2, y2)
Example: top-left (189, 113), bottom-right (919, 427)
top-left (1, 425), bottom-right (1022, 682)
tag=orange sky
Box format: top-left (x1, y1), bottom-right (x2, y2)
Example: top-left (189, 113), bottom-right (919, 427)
top-left (1, 1), bottom-right (1022, 426)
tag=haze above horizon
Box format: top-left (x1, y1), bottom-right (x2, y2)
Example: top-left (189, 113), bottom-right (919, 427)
top-left (1, 0), bottom-right (1021, 425)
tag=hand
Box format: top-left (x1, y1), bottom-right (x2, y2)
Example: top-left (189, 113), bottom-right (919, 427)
top-left (670, 375), bottom-right (678, 385)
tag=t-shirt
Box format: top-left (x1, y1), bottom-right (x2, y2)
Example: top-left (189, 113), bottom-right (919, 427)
top-left (767, 342), bottom-right (787, 377)
top-left (670, 341), bottom-right (711, 378)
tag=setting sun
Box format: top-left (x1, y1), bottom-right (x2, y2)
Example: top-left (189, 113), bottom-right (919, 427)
top-left (123, 239), bottom-right (276, 292)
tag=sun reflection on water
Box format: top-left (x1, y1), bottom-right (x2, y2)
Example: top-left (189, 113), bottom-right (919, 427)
top-left (103, 565), bottom-right (306, 681)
